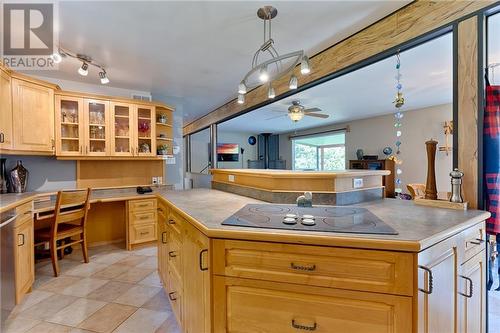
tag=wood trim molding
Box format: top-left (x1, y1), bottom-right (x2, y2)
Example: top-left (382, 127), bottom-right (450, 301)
top-left (457, 16), bottom-right (479, 208)
top-left (183, 1), bottom-right (494, 135)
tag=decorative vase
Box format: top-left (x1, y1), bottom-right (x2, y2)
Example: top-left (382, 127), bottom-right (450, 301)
top-left (9, 160), bottom-right (28, 193)
top-left (424, 139), bottom-right (438, 200)
top-left (0, 158), bottom-right (7, 194)
top-left (356, 149), bottom-right (364, 160)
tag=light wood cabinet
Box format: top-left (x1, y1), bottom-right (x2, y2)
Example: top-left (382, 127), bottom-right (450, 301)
top-left (213, 276), bottom-right (412, 333)
top-left (11, 78), bottom-right (54, 153)
top-left (458, 251), bottom-right (486, 333)
top-left (134, 105), bottom-right (156, 156)
top-left (13, 204), bottom-right (34, 304)
top-left (157, 201), bottom-right (169, 285)
top-left (110, 102), bottom-right (134, 156)
top-left (126, 198), bottom-right (158, 250)
top-left (0, 68), bottom-right (13, 149)
top-left (83, 99), bottom-right (110, 156)
top-left (55, 95), bottom-right (84, 156)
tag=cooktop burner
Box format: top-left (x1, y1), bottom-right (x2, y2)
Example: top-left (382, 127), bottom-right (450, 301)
top-left (222, 204), bottom-right (398, 235)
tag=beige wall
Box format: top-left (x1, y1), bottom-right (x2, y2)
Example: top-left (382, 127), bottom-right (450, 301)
top-left (279, 104), bottom-right (453, 193)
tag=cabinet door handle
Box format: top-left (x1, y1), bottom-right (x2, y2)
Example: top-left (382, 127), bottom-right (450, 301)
top-left (458, 275), bottom-right (473, 298)
top-left (168, 292), bottom-right (177, 301)
top-left (418, 265), bottom-right (434, 295)
top-left (199, 249), bottom-right (208, 271)
top-left (168, 219), bottom-right (175, 225)
top-left (17, 233), bottom-right (25, 246)
top-left (168, 251), bottom-right (177, 258)
top-left (0, 132), bottom-right (4, 143)
top-left (161, 232), bottom-right (167, 244)
top-left (290, 262), bottom-right (316, 271)
top-left (291, 319), bottom-right (317, 331)
top-left (80, 145), bottom-right (82, 153)
top-left (469, 238), bottom-right (485, 245)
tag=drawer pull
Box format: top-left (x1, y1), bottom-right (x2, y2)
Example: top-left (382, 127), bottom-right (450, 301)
top-left (458, 275), bottom-right (473, 298)
top-left (199, 249), bottom-right (208, 271)
top-left (291, 319), bottom-right (317, 331)
top-left (137, 204), bottom-right (149, 208)
top-left (161, 232), bottom-right (167, 244)
top-left (139, 231), bottom-right (149, 236)
top-left (138, 215), bottom-right (149, 220)
top-left (168, 219), bottom-right (176, 225)
top-left (418, 265), bottom-right (434, 295)
top-left (469, 238), bottom-right (485, 245)
top-left (169, 251), bottom-right (177, 258)
top-left (290, 262), bottom-right (316, 271)
top-left (168, 292), bottom-right (177, 301)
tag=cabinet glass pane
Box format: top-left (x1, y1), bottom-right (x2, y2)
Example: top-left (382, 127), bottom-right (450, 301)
top-left (137, 107), bottom-right (152, 154)
top-left (114, 105), bottom-right (130, 153)
top-left (60, 100), bottom-right (80, 152)
top-left (88, 102), bottom-right (106, 153)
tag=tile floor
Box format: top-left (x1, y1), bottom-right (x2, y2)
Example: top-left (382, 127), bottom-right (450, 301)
top-left (4, 243), bottom-right (181, 333)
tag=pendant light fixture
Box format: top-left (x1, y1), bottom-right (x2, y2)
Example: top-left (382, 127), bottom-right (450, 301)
top-left (237, 6), bottom-right (311, 102)
top-left (78, 62), bottom-right (89, 76)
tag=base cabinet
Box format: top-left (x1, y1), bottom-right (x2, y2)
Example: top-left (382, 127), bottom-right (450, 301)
top-left (126, 199), bottom-right (157, 250)
top-left (13, 204), bottom-right (34, 304)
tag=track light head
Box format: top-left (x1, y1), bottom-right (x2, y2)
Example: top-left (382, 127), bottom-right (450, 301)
top-left (237, 94), bottom-right (245, 104)
top-left (289, 75), bottom-right (298, 89)
top-left (238, 81), bottom-right (247, 94)
top-left (268, 85), bottom-right (275, 99)
top-left (99, 71), bottom-right (110, 84)
top-left (78, 62), bottom-right (89, 76)
top-left (259, 66), bottom-right (269, 83)
top-left (51, 52), bottom-right (63, 64)
top-left (300, 55), bottom-right (310, 75)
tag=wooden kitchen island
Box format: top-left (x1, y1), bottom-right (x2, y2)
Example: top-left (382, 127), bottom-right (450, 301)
top-left (156, 188), bottom-right (489, 333)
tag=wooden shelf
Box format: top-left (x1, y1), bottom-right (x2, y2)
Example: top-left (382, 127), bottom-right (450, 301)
top-left (156, 137), bottom-right (173, 141)
top-left (61, 122), bottom-right (79, 126)
top-left (114, 115), bottom-right (130, 119)
top-left (61, 137), bottom-right (79, 141)
top-left (138, 136), bottom-right (152, 140)
top-left (156, 122), bottom-right (172, 127)
top-left (90, 138), bottom-right (106, 141)
top-left (89, 123), bottom-right (106, 127)
top-left (137, 117), bottom-right (151, 120)
top-left (114, 136), bottom-right (130, 139)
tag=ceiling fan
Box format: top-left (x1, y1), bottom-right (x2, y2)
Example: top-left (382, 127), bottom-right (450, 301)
top-left (267, 100), bottom-right (329, 122)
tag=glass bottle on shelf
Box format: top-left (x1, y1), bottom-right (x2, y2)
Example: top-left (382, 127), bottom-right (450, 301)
top-left (57, 97), bottom-right (83, 156)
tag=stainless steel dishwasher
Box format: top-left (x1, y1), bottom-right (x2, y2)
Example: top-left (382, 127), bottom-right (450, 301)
top-left (0, 210), bottom-right (17, 330)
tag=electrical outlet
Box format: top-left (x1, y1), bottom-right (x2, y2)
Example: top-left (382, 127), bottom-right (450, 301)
top-left (228, 175), bottom-right (235, 182)
top-left (152, 176), bottom-right (159, 185)
top-left (353, 178), bottom-right (363, 188)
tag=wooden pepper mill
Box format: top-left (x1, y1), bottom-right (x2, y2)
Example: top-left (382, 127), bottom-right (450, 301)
top-left (425, 139), bottom-right (438, 200)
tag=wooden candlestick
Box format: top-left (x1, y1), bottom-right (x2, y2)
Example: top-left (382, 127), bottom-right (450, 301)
top-left (425, 139), bottom-right (438, 200)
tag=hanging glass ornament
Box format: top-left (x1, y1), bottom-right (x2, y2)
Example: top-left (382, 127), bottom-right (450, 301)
top-left (391, 50), bottom-right (404, 197)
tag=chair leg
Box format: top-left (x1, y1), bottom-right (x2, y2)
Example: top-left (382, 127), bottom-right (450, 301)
top-left (50, 240), bottom-right (60, 277)
top-left (81, 233), bottom-right (89, 263)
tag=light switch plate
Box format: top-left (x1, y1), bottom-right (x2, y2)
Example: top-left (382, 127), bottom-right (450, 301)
top-left (353, 178), bottom-right (363, 188)
top-left (228, 175), bottom-right (235, 182)
top-left (152, 177), bottom-right (159, 185)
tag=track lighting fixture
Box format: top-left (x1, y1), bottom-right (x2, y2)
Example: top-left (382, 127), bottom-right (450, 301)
top-left (78, 62), bottom-right (89, 76)
top-left (289, 75), bottom-right (298, 90)
top-left (300, 55), bottom-right (310, 74)
top-left (50, 52), bottom-right (62, 64)
top-left (238, 94), bottom-right (245, 104)
top-left (99, 71), bottom-right (110, 84)
top-left (259, 67), bottom-right (269, 83)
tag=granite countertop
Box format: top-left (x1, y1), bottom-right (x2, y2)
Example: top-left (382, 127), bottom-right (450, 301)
top-left (1, 187), bottom-right (491, 252)
top-left (157, 188), bottom-right (490, 252)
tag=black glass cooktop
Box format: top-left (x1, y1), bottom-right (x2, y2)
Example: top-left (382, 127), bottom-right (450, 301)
top-left (222, 204), bottom-right (398, 235)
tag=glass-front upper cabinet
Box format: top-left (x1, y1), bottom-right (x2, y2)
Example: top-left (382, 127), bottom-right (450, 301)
top-left (84, 99), bottom-right (109, 156)
top-left (135, 105), bottom-right (156, 156)
top-left (110, 102), bottom-right (133, 156)
top-left (55, 95), bottom-right (84, 156)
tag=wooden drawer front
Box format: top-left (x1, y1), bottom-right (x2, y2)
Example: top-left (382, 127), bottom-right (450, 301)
top-left (157, 200), bottom-right (168, 220)
top-left (168, 232), bottom-right (182, 281)
top-left (129, 223), bottom-right (157, 244)
top-left (129, 199), bottom-right (156, 212)
top-left (213, 240), bottom-right (413, 296)
top-left (167, 210), bottom-right (184, 237)
top-left (214, 276), bottom-right (412, 333)
top-left (167, 269), bottom-right (183, 324)
top-left (461, 222), bottom-right (485, 264)
top-left (130, 211), bottom-right (157, 225)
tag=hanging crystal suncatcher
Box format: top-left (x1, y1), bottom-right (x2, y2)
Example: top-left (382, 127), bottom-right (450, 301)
top-left (392, 50), bottom-right (404, 196)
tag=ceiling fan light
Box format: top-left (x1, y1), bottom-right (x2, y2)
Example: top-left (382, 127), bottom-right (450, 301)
top-left (238, 81), bottom-right (247, 94)
top-left (268, 85), bottom-right (275, 99)
top-left (288, 111), bottom-right (304, 122)
top-left (99, 71), bottom-right (110, 84)
top-left (78, 62), bottom-right (89, 76)
top-left (300, 55), bottom-right (310, 75)
top-left (237, 93), bottom-right (245, 104)
top-left (259, 66), bottom-right (269, 83)
top-left (289, 75), bottom-right (298, 90)
top-left (51, 52), bottom-right (62, 64)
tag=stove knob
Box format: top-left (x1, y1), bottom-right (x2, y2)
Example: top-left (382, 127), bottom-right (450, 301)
top-left (301, 218), bottom-right (316, 226)
top-left (283, 217), bottom-right (297, 225)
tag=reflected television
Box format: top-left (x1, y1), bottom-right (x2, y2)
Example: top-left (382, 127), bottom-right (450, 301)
top-left (217, 143), bottom-right (239, 162)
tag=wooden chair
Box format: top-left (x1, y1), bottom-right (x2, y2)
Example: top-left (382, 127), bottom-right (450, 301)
top-left (406, 183), bottom-right (426, 200)
top-left (35, 188), bottom-right (91, 277)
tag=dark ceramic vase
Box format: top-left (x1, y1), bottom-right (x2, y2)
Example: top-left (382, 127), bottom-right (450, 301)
top-left (0, 158), bottom-right (7, 193)
top-left (9, 160), bottom-right (28, 193)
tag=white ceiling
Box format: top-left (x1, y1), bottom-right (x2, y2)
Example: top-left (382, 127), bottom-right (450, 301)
top-left (24, 1), bottom-right (409, 123)
top-left (218, 32), bottom-right (453, 134)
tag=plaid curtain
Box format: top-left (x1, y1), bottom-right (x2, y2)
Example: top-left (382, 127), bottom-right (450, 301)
top-left (484, 80), bottom-right (500, 235)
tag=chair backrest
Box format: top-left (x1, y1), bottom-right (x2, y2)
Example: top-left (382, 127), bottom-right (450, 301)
top-left (406, 183), bottom-right (426, 200)
top-left (52, 188), bottom-right (91, 235)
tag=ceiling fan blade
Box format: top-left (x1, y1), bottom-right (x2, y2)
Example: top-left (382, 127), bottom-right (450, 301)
top-left (304, 107), bottom-right (322, 113)
top-left (265, 114), bottom-right (288, 121)
top-left (305, 113), bottom-right (329, 119)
